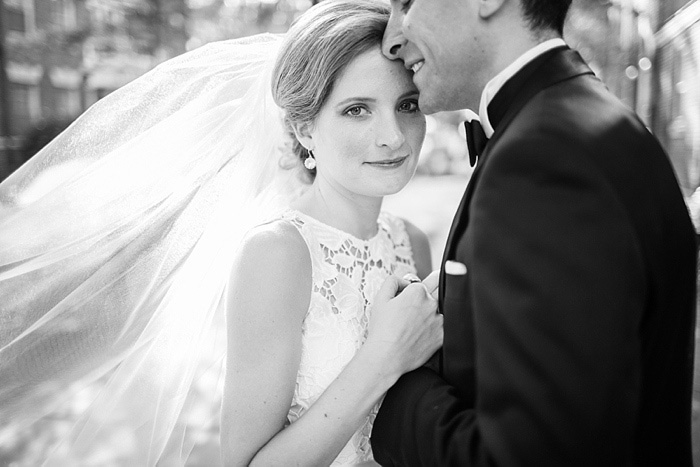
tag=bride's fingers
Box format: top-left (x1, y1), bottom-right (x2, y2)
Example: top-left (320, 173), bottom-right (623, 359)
top-left (375, 275), bottom-right (403, 302)
top-left (422, 270), bottom-right (440, 298)
top-left (402, 273), bottom-right (421, 284)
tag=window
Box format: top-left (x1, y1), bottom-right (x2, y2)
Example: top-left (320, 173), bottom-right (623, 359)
top-left (7, 62), bottom-right (43, 136)
top-left (9, 83), bottom-right (41, 136)
top-left (54, 88), bottom-right (81, 119)
top-left (52, 0), bottom-right (78, 31)
top-left (49, 68), bottom-right (82, 119)
top-left (5, 0), bottom-right (25, 33)
top-left (4, 0), bottom-right (36, 35)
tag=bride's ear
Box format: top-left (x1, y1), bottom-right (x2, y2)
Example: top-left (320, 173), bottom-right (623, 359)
top-left (291, 121), bottom-right (314, 150)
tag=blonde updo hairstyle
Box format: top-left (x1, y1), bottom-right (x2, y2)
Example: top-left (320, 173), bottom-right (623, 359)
top-left (271, 0), bottom-right (391, 179)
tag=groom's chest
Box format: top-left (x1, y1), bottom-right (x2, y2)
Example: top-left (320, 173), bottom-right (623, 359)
top-left (439, 224), bottom-right (478, 401)
top-left (437, 166), bottom-right (485, 399)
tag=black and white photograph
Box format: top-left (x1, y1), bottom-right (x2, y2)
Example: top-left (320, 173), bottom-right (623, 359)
top-left (0, 0), bottom-right (699, 465)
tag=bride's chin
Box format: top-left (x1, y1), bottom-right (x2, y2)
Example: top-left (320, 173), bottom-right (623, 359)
top-left (377, 179), bottom-right (414, 197)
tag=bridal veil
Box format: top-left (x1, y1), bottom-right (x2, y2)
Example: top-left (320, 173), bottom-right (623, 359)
top-left (0, 33), bottom-right (304, 464)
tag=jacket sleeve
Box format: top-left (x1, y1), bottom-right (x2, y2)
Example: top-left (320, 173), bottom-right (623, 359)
top-left (371, 131), bottom-right (648, 466)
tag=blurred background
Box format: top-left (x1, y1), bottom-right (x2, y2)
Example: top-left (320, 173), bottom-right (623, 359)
top-left (0, 0), bottom-right (699, 191)
top-left (0, 0), bottom-right (698, 465)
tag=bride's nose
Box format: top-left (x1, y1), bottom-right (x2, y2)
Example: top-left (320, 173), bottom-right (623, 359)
top-left (376, 114), bottom-right (405, 150)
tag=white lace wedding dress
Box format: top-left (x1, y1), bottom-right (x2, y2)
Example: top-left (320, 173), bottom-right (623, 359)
top-left (280, 209), bottom-right (417, 466)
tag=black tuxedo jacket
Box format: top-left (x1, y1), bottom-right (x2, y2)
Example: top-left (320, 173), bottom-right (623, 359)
top-left (371, 47), bottom-right (697, 466)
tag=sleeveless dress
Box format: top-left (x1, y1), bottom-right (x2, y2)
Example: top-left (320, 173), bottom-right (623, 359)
top-left (280, 209), bottom-right (418, 466)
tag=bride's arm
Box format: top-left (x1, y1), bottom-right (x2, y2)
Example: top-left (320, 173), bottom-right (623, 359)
top-left (221, 220), bottom-right (442, 466)
top-left (221, 220), bottom-right (310, 466)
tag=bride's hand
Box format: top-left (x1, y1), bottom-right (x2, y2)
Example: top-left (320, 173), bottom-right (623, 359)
top-left (420, 269), bottom-right (440, 300)
top-left (363, 275), bottom-right (443, 381)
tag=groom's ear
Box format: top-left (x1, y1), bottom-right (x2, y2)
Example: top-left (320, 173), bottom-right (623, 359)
top-left (291, 121), bottom-right (314, 149)
top-left (479, 0), bottom-right (508, 19)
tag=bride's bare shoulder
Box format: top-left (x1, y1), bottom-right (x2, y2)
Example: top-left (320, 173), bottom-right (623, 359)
top-left (240, 218), bottom-right (308, 259)
top-left (231, 219), bottom-right (311, 287)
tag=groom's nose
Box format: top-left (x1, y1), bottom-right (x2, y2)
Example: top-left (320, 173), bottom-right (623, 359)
top-left (382, 14), bottom-right (405, 60)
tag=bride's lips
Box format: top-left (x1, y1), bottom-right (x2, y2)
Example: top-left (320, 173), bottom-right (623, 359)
top-left (365, 155), bottom-right (410, 168)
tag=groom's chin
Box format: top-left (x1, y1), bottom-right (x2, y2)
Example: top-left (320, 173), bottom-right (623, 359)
top-left (418, 92), bottom-right (465, 115)
top-left (417, 95), bottom-right (441, 115)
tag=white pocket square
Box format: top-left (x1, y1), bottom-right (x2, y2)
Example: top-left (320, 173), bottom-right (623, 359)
top-left (444, 260), bottom-right (467, 275)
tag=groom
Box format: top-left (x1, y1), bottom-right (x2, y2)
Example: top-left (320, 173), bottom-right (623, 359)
top-left (371, 0), bottom-right (697, 465)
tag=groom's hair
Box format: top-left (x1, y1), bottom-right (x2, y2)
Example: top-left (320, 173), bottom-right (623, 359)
top-left (520, 0), bottom-right (572, 35)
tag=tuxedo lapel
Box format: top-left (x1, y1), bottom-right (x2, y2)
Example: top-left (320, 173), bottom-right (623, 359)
top-left (438, 47), bottom-right (595, 308)
top-left (488, 47), bottom-right (594, 133)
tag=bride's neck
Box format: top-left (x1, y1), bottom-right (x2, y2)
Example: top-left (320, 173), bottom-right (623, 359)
top-left (293, 181), bottom-right (382, 240)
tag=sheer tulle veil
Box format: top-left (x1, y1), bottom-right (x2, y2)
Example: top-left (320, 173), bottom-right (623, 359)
top-left (0, 33), bottom-right (306, 464)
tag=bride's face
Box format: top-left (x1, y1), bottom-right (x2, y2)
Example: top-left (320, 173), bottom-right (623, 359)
top-left (302, 46), bottom-right (426, 199)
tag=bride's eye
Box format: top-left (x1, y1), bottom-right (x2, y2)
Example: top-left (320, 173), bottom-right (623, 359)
top-left (398, 99), bottom-right (419, 113)
top-left (344, 105), bottom-right (368, 117)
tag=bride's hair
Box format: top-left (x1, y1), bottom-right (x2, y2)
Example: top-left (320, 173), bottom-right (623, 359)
top-left (271, 0), bottom-right (390, 179)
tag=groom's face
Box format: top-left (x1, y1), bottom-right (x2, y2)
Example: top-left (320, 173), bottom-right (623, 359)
top-left (383, 0), bottom-right (483, 113)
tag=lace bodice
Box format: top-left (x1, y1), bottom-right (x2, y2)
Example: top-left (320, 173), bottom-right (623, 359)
top-left (281, 210), bottom-right (417, 466)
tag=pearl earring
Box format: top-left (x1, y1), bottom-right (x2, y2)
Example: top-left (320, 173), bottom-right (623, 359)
top-left (304, 150), bottom-right (316, 170)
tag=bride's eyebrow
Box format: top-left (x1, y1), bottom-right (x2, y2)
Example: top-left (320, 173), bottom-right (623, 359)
top-left (335, 90), bottom-right (418, 107)
top-left (335, 97), bottom-right (377, 106)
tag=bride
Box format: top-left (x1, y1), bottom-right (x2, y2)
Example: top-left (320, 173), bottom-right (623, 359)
top-left (222, 1), bottom-right (442, 465)
top-left (0, 0), bottom-right (443, 465)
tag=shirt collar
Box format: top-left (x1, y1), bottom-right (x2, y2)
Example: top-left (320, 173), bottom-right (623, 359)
top-left (478, 38), bottom-right (566, 138)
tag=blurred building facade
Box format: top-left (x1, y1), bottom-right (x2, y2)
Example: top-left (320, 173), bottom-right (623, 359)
top-left (2, 0), bottom-right (84, 153)
top-left (650, 1), bottom-right (699, 199)
top-left (0, 0), bottom-right (188, 177)
top-left (606, 0), bottom-right (699, 200)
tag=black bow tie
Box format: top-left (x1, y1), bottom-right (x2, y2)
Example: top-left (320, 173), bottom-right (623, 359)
top-left (464, 119), bottom-right (488, 167)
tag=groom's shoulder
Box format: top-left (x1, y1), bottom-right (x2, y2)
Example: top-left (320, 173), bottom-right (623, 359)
top-left (517, 74), bottom-right (653, 152)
